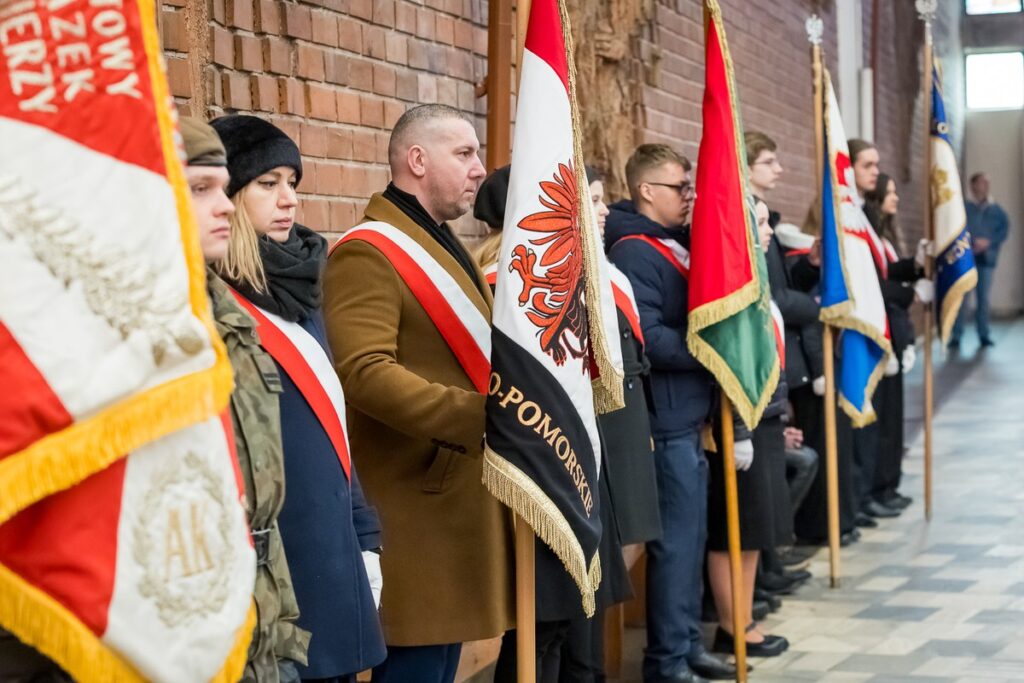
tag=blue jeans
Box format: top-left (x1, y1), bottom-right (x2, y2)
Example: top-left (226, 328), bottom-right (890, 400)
top-left (952, 264), bottom-right (995, 342)
top-left (371, 644), bottom-right (462, 683)
top-left (643, 431), bottom-right (709, 680)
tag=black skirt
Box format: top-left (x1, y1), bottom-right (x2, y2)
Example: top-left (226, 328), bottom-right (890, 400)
top-left (707, 416), bottom-right (784, 551)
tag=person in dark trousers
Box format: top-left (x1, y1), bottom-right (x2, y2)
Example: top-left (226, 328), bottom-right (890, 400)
top-left (951, 171), bottom-right (1011, 348)
top-left (863, 172), bottom-right (932, 512)
top-left (606, 144), bottom-right (732, 683)
top-left (212, 115), bottom-right (386, 683)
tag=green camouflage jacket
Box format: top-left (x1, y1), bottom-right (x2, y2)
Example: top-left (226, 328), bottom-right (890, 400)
top-left (208, 273), bottom-right (310, 680)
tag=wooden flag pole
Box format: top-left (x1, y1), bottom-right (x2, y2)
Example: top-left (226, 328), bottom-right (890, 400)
top-left (513, 4), bottom-right (535, 681)
top-left (485, 0), bottom-right (513, 171)
top-left (807, 14), bottom-right (841, 588)
top-left (719, 395), bottom-right (748, 682)
top-left (823, 327), bottom-right (842, 587)
top-left (514, 519), bottom-right (536, 683)
top-left (918, 0), bottom-right (937, 522)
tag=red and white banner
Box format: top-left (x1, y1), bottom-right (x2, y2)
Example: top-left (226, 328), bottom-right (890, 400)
top-left (0, 0), bottom-right (253, 679)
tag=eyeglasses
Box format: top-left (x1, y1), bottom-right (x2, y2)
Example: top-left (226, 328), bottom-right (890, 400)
top-left (647, 182), bottom-right (695, 197)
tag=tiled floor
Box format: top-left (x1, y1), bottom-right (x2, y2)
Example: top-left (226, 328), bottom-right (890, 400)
top-left (615, 319), bottom-right (1024, 682)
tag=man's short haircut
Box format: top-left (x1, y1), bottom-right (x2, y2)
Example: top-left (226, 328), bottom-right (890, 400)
top-left (625, 144), bottom-right (691, 202)
top-left (847, 138), bottom-right (876, 164)
top-left (969, 171), bottom-right (986, 185)
top-left (388, 103), bottom-right (473, 167)
top-left (744, 130), bottom-right (777, 167)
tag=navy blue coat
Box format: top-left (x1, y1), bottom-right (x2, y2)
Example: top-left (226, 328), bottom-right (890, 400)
top-left (606, 201), bottom-right (714, 437)
top-left (274, 312), bottom-right (386, 678)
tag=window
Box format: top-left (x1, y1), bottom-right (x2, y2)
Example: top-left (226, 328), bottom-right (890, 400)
top-left (966, 52), bottom-right (1024, 110)
top-left (966, 0), bottom-right (1022, 14)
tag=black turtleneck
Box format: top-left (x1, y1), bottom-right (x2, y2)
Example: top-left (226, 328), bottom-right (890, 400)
top-left (383, 182), bottom-right (478, 283)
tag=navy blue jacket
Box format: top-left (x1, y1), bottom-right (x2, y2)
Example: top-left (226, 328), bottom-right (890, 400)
top-left (606, 201), bottom-right (714, 437)
top-left (274, 312), bottom-right (386, 678)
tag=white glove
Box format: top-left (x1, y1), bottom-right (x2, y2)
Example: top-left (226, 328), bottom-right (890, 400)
top-left (812, 376), bottom-right (826, 396)
top-left (915, 238), bottom-right (934, 267)
top-left (914, 278), bottom-right (935, 304)
top-left (363, 550), bottom-right (383, 609)
top-left (884, 353), bottom-right (900, 376)
top-left (734, 439), bottom-right (754, 471)
top-left (901, 345), bottom-right (916, 373)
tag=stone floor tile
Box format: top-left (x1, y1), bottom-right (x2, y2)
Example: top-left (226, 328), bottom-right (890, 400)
top-left (910, 655), bottom-right (977, 676)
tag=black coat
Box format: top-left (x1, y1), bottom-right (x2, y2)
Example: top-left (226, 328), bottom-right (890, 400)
top-left (880, 257), bottom-right (919, 356)
top-left (597, 307), bottom-right (662, 546)
top-left (766, 235), bottom-right (823, 389)
top-left (605, 201), bottom-right (714, 437)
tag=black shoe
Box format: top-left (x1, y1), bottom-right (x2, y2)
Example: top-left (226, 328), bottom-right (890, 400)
top-left (645, 668), bottom-right (710, 683)
top-left (779, 545), bottom-right (817, 567)
top-left (878, 491), bottom-right (912, 510)
top-left (757, 570), bottom-right (802, 595)
top-left (753, 586), bottom-right (782, 612)
top-left (855, 512), bottom-right (879, 528)
top-left (712, 627), bottom-right (789, 658)
top-left (688, 650), bottom-right (742, 681)
top-left (863, 500), bottom-right (901, 519)
top-left (948, 339), bottom-right (961, 351)
top-left (840, 530), bottom-right (858, 546)
top-left (981, 337), bottom-right (995, 347)
top-left (753, 599), bottom-right (770, 621)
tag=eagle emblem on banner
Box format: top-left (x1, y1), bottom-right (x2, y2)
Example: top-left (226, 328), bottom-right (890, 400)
top-left (509, 162), bottom-right (588, 366)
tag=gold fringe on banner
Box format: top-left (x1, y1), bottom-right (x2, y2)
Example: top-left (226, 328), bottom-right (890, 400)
top-left (483, 448), bottom-right (602, 617)
top-left (0, 560), bottom-right (255, 683)
top-left (557, 0), bottom-right (624, 416)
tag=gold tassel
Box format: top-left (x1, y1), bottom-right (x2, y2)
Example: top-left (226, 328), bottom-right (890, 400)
top-left (483, 448), bottom-right (601, 617)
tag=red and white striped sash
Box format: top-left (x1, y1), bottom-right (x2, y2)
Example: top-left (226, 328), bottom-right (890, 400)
top-left (484, 262), bottom-right (498, 287)
top-left (230, 293), bottom-right (352, 479)
top-left (769, 300), bottom-right (785, 369)
top-left (617, 234), bottom-right (691, 278)
top-left (333, 222), bottom-right (492, 394)
top-left (607, 263), bottom-right (644, 346)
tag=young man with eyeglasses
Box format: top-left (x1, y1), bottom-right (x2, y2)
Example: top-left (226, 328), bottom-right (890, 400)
top-left (605, 144), bottom-right (733, 683)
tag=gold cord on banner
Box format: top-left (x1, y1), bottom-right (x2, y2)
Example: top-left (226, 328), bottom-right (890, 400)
top-left (556, 0), bottom-right (624, 416)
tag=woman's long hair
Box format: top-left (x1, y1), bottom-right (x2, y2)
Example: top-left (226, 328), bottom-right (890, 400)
top-left (473, 230), bottom-right (502, 271)
top-left (215, 185), bottom-right (268, 292)
top-left (864, 171), bottom-right (905, 255)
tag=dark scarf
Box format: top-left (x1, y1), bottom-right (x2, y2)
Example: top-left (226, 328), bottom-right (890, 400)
top-left (383, 182), bottom-right (478, 283)
top-left (226, 224), bottom-right (327, 322)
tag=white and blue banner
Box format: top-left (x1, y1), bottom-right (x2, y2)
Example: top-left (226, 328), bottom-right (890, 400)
top-left (930, 67), bottom-right (977, 344)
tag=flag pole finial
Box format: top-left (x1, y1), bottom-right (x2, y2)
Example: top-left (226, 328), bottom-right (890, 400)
top-left (916, 0), bottom-right (937, 25)
top-left (805, 14), bottom-right (823, 45)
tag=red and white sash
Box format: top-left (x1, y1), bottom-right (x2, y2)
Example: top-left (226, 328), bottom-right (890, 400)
top-left (881, 238), bottom-right (899, 265)
top-left (769, 300), bottom-right (785, 369)
top-left (333, 222), bottom-right (492, 394)
top-left (230, 293), bottom-right (352, 479)
top-left (617, 234), bottom-right (691, 278)
top-left (607, 263), bottom-right (644, 346)
top-left (484, 261), bottom-right (498, 287)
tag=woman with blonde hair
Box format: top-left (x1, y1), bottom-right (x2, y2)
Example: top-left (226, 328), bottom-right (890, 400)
top-left (212, 115), bottom-right (385, 683)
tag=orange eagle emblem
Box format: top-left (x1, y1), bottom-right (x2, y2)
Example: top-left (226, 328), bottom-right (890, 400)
top-left (509, 162), bottom-right (589, 366)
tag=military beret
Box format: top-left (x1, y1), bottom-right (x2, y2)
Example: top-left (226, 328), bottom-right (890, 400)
top-left (179, 117), bottom-right (227, 167)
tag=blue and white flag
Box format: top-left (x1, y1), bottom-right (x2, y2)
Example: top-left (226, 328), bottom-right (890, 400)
top-left (930, 66), bottom-right (977, 344)
top-left (819, 70), bottom-right (892, 427)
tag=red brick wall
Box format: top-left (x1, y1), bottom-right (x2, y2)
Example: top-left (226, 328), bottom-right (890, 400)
top-left (161, 0), bottom-right (962, 247)
top-left (161, 0), bottom-right (489, 242)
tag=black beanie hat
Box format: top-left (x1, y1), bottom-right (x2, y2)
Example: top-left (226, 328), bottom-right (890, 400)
top-left (473, 165), bottom-right (511, 230)
top-left (210, 115), bottom-right (303, 198)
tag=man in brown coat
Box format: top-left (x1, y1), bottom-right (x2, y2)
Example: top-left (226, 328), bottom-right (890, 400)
top-left (323, 104), bottom-right (514, 683)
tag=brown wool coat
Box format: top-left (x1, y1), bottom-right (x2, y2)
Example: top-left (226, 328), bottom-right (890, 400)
top-left (323, 193), bottom-right (515, 646)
